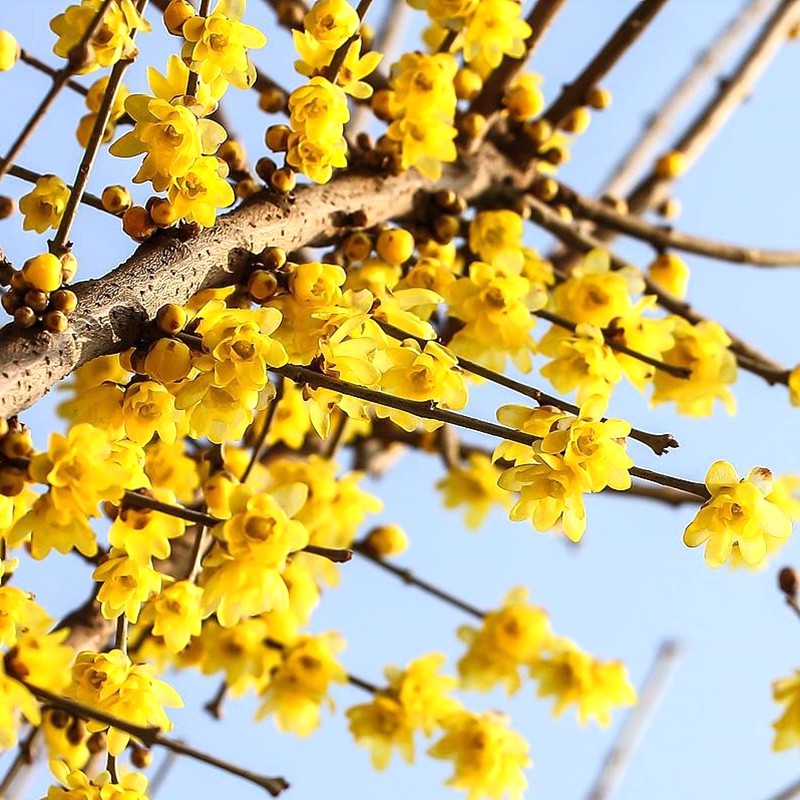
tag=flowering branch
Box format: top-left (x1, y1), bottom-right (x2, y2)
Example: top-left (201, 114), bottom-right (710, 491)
top-left (8, 164), bottom-right (110, 215)
top-left (50, 0), bottom-right (148, 257)
top-left (23, 682), bottom-right (290, 796)
top-left (376, 319), bottom-right (680, 456)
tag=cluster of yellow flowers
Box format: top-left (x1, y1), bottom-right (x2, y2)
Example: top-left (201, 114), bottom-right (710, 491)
top-left (384, 52), bottom-right (458, 179)
top-left (347, 652), bottom-right (530, 800)
top-left (495, 395), bottom-right (633, 543)
top-left (282, 0), bottom-right (382, 184)
top-left (458, 588), bottom-right (636, 726)
top-left (51, 0), bottom-right (149, 72)
top-left (110, 0), bottom-right (266, 227)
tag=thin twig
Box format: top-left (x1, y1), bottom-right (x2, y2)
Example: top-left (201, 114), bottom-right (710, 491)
top-left (19, 49), bottom-right (89, 96)
top-left (585, 640), bottom-right (683, 800)
top-left (600, 0), bottom-right (776, 197)
top-left (0, 726), bottom-right (39, 798)
top-left (241, 380), bottom-right (282, 481)
top-left (106, 615), bottom-right (130, 781)
top-left (120, 490), bottom-right (354, 561)
top-left (149, 750), bottom-right (180, 798)
top-left (625, 0), bottom-right (800, 215)
top-left (50, 0), bottom-right (148, 256)
top-left (560, 181), bottom-right (800, 267)
top-left (760, 775), bottom-right (800, 800)
top-left (186, 0), bottom-right (212, 98)
top-left (541, 0), bottom-right (669, 131)
top-left (0, 0), bottom-right (118, 181)
top-left (353, 541), bottom-right (487, 618)
top-left (22, 682), bottom-right (290, 796)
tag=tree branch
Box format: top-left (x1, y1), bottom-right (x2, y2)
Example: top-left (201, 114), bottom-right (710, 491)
top-left (559, 181), bottom-right (800, 267)
top-left (600, 0), bottom-right (776, 197)
top-left (541, 0), bottom-right (669, 131)
top-left (625, 0), bottom-right (800, 215)
top-left (0, 144), bottom-right (524, 419)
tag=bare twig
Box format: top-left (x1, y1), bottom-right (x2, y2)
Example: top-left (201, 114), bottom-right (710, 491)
top-left (0, 0), bottom-right (118, 181)
top-left (542, 0), bottom-right (669, 131)
top-left (353, 541), bottom-right (487, 618)
top-left (601, 0), bottom-right (777, 197)
top-left (585, 641), bottom-right (683, 800)
top-left (560, 181), bottom-right (800, 267)
top-left (625, 0), bottom-right (800, 215)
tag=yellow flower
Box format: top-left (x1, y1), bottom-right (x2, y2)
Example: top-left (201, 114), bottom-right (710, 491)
top-left (538, 395), bottom-right (633, 492)
top-left (469, 211), bottom-right (525, 274)
top-left (429, 710), bottom-right (531, 800)
top-left (437, 453), bottom-right (509, 529)
top-left (9, 492), bottom-right (97, 560)
top-left (683, 460), bottom-right (792, 568)
top-left (0, 667), bottom-right (41, 748)
top-left (144, 439), bottom-right (200, 502)
top-left (500, 458), bottom-right (587, 542)
top-left (7, 628), bottom-right (74, 694)
top-left (773, 670), bottom-right (800, 750)
top-left (289, 261), bottom-right (346, 306)
top-left (0, 30), bottom-right (19, 71)
top-left (93, 548), bottom-right (165, 622)
top-left (651, 318), bottom-right (737, 416)
top-left (28, 423), bottom-right (131, 517)
top-left (139, 580), bottom-right (204, 653)
top-left (304, 0), bottom-right (359, 48)
top-left (551, 248), bottom-right (641, 328)
top-left (531, 638), bottom-right (637, 726)
top-left (378, 340), bottom-right (468, 431)
top-left (347, 694), bottom-right (416, 769)
top-left (458, 588), bottom-right (551, 694)
top-left (289, 76), bottom-right (350, 141)
top-left (257, 632), bottom-right (347, 734)
top-left (110, 96), bottom-right (227, 192)
top-left (193, 300), bottom-right (287, 391)
top-left (789, 364), bottom-right (800, 407)
top-left (181, 0), bottom-right (267, 88)
top-left (50, 0), bottom-right (149, 73)
top-left (493, 404), bottom-right (568, 466)
top-left (424, 0), bottom-right (480, 26)
top-left (0, 586), bottom-right (52, 648)
top-left (286, 130), bottom-right (348, 183)
top-left (386, 116), bottom-right (458, 180)
top-left (108, 489), bottom-right (185, 563)
top-left (167, 154), bottom-right (235, 227)
top-left (70, 649), bottom-right (182, 755)
top-left (336, 38), bottom-right (382, 99)
top-left (539, 324), bottom-right (622, 404)
top-left (200, 484), bottom-right (309, 626)
top-left (44, 762), bottom-right (150, 800)
top-left (461, 0), bottom-right (532, 68)
top-left (647, 252), bottom-right (690, 298)
top-left (147, 54), bottom-right (229, 115)
top-left (448, 261), bottom-right (542, 373)
top-left (19, 174), bottom-right (70, 233)
top-left (42, 709), bottom-right (91, 770)
top-left (121, 379), bottom-right (181, 445)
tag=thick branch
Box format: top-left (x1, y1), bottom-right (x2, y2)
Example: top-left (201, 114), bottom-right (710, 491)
top-left (0, 144), bottom-right (521, 419)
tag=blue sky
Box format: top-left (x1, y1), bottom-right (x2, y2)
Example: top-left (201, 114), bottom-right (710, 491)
top-left (3, 1), bottom-right (800, 799)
